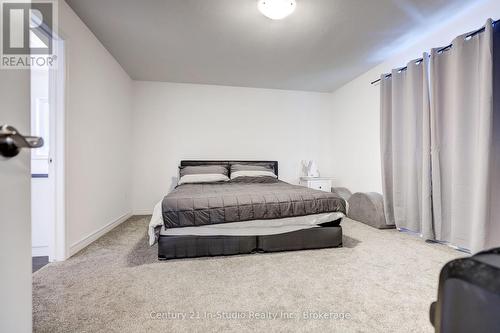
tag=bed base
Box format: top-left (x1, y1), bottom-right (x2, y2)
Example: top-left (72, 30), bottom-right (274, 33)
top-left (158, 224), bottom-right (343, 260)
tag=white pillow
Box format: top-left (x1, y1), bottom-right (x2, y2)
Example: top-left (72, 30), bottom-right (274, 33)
top-left (178, 174), bottom-right (229, 185)
top-left (230, 170), bottom-right (277, 179)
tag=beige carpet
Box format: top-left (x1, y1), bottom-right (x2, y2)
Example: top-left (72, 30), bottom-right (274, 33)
top-left (33, 216), bottom-right (463, 333)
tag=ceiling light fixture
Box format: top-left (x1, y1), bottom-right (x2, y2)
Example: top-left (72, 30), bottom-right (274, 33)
top-left (258, 0), bottom-right (296, 20)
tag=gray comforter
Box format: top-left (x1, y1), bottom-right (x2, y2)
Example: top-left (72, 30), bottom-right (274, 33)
top-left (162, 177), bottom-right (347, 228)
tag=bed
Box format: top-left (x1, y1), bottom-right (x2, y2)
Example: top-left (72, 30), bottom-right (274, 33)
top-left (149, 160), bottom-right (347, 260)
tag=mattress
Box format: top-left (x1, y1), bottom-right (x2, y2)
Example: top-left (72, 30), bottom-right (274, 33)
top-left (160, 212), bottom-right (344, 236)
top-left (148, 200), bottom-right (344, 244)
top-left (162, 177), bottom-right (347, 228)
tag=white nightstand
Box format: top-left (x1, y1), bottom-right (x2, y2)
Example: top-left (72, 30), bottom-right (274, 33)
top-left (299, 177), bottom-right (333, 192)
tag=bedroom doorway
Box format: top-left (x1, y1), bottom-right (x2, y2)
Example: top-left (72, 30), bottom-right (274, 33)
top-left (30, 36), bottom-right (66, 264)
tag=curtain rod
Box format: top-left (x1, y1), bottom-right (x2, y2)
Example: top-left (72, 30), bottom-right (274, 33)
top-left (370, 18), bottom-right (499, 85)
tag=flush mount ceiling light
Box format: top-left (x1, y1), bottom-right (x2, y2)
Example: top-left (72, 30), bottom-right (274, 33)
top-left (258, 0), bottom-right (296, 20)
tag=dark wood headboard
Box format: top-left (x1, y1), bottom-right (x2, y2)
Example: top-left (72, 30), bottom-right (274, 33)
top-left (180, 160), bottom-right (279, 178)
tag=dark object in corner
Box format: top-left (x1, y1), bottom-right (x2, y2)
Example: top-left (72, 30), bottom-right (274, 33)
top-left (430, 247), bottom-right (500, 333)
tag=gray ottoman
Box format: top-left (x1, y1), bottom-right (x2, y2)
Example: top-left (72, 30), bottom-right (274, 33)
top-left (347, 192), bottom-right (394, 229)
top-left (332, 187), bottom-right (352, 201)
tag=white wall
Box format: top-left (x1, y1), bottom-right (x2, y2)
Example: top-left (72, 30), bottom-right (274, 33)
top-left (329, 0), bottom-right (500, 194)
top-left (132, 81), bottom-right (334, 213)
top-left (60, 1), bottom-right (133, 254)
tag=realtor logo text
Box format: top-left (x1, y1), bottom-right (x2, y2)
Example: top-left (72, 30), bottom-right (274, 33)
top-left (1, 0), bottom-right (57, 69)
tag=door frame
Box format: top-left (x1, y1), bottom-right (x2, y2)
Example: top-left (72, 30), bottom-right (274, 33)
top-left (48, 36), bottom-right (67, 261)
top-left (32, 18), bottom-right (68, 261)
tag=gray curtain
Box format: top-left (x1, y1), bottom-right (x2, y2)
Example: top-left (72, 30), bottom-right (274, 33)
top-left (381, 18), bottom-right (500, 253)
top-left (380, 54), bottom-right (434, 237)
top-left (380, 74), bottom-right (395, 226)
top-left (430, 19), bottom-right (500, 253)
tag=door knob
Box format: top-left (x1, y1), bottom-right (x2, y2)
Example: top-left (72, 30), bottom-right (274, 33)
top-left (0, 124), bottom-right (44, 158)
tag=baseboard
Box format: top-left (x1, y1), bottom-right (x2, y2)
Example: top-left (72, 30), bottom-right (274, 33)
top-left (69, 212), bottom-right (132, 257)
top-left (132, 209), bottom-right (153, 215)
top-left (32, 246), bottom-right (49, 257)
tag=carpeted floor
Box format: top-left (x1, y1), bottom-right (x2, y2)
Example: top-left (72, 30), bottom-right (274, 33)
top-left (33, 216), bottom-right (463, 333)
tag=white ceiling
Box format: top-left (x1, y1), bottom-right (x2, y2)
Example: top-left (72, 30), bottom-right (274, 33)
top-left (66, 0), bottom-right (477, 92)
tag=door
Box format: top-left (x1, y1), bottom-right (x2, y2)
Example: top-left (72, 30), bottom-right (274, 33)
top-left (31, 65), bottom-right (51, 258)
top-left (0, 70), bottom-right (33, 331)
